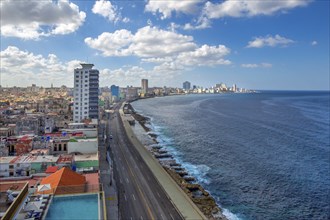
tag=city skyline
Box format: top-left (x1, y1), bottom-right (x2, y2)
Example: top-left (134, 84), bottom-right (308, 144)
top-left (0, 0), bottom-right (329, 90)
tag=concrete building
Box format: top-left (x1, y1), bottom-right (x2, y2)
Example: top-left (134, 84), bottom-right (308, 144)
top-left (61, 122), bottom-right (98, 138)
top-left (141, 79), bottom-right (148, 95)
top-left (183, 81), bottom-right (191, 90)
top-left (110, 85), bottom-right (119, 102)
top-left (126, 87), bottom-right (138, 100)
top-left (73, 64), bottom-right (99, 123)
top-left (67, 138), bottom-right (98, 154)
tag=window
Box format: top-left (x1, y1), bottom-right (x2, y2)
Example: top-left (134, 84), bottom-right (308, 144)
top-left (85, 80), bottom-right (88, 82)
top-left (75, 80), bottom-right (79, 82)
top-left (63, 144), bottom-right (67, 151)
top-left (85, 75), bottom-right (88, 78)
top-left (9, 165), bottom-right (14, 169)
top-left (75, 111), bottom-right (78, 114)
top-left (54, 146), bottom-right (57, 151)
top-left (58, 144), bottom-right (62, 151)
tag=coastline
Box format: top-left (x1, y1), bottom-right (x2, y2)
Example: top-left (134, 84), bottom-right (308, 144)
top-left (125, 103), bottom-right (227, 220)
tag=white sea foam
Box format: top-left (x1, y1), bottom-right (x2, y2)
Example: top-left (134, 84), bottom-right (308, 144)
top-left (181, 163), bottom-right (211, 185)
top-left (222, 208), bottom-right (241, 220)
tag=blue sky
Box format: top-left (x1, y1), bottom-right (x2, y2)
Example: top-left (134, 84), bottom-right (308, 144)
top-left (0, 0), bottom-right (329, 90)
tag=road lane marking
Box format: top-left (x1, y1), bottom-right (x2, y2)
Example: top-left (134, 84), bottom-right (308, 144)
top-left (170, 214), bottom-right (174, 220)
top-left (160, 214), bottom-right (164, 220)
top-left (120, 178), bottom-right (122, 184)
top-left (157, 192), bottom-right (161, 198)
top-left (118, 144), bottom-right (155, 220)
top-left (124, 194), bottom-right (127, 201)
top-left (140, 216), bottom-right (143, 220)
top-left (126, 178), bottom-right (129, 183)
top-left (132, 194), bottom-right (136, 200)
top-left (130, 217), bottom-right (133, 220)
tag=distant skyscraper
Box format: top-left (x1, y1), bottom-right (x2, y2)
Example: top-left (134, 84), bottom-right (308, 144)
top-left (183, 81), bottom-right (191, 90)
top-left (73, 63), bottom-right (99, 123)
top-left (141, 79), bottom-right (148, 94)
top-left (111, 85), bottom-right (119, 102)
top-left (233, 84), bottom-right (237, 92)
top-left (110, 85), bottom-right (119, 97)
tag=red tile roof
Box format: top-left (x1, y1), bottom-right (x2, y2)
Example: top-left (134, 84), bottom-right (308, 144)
top-left (45, 166), bottom-right (58, 174)
top-left (39, 167), bottom-right (86, 195)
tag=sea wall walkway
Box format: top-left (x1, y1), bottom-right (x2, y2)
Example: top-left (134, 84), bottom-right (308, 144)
top-left (119, 105), bottom-right (206, 220)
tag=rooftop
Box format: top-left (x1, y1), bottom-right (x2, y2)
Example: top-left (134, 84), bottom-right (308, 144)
top-left (74, 153), bottom-right (98, 161)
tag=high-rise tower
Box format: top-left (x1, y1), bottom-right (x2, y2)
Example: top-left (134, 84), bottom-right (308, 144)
top-left (73, 63), bottom-right (99, 123)
top-left (183, 81), bottom-right (191, 90)
top-left (141, 79), bottom-right (148, 94)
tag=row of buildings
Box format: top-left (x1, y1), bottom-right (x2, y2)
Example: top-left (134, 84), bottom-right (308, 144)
top-left (0, 64), bottom-right (103, 218)
top-left (182, 81), bottom-right (250, 93)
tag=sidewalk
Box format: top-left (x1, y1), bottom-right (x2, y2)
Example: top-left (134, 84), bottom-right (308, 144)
top-left (120, 108), bottom-right (207, 220)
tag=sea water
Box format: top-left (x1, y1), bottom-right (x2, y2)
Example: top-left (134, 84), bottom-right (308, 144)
top-left (131, 91), bottom-right (330, 220)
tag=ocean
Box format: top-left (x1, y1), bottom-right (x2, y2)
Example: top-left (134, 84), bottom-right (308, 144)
top-left (131, 91), bottom-right (330, 220)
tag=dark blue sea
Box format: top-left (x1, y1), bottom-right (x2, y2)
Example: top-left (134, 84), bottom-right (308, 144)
top-left (131, 91), bottom-right (330, 220)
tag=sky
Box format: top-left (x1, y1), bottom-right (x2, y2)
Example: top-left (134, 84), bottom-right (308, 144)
top-left (0, 0), bottom-right (329, 90)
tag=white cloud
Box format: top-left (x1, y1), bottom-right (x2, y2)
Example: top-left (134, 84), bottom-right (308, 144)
top-left (85, 26), bottom-right (231, 82)
top-left (85, 26), bottom-right (196, 58)
top-left (0, 0), bottom-right (86, 40)
top-left (311, 41), bottom-right (318, 46)
top-left (183, 17), bottom-right (211, 30)
top-left (84, 29), bottom-right (133, 56)
top-left (0, 46), bottom-right (82, 87)
top-left (129, 26), bottom-right (196, 58)
top-left (247, 35), bottom-right (294, 48)
top-left (145, 0), bottom-right (205, 19)
top-left (92, 0), bottom-right (129, 23)
top-left (176, 45), bottom-right (231, 66)
top-left (204, 0), bottom-right (311, 19)
top-left (242, 64), bottom-right (259, 68)
top-left (85, 26), bottom-right (231, 66)
top-left (241, 63), bottom-right (272, 68)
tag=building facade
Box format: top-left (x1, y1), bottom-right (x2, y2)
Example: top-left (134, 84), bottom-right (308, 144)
top-left (73, 64), bottom-right (99, 123)
top-left (141, 79), bottom-right (148, 94)
top-left (110, 85), bottom-right (119, 102)
top-left (183, 81), bottom-right (191, 90)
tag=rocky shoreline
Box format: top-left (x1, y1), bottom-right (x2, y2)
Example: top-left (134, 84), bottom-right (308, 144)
top-left (126, 103), bottom-right (227, 220)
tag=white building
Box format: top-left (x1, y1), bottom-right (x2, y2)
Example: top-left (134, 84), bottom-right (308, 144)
top-left (73, 64), bottom-right (99, 123)
top-left (68, 138), bottom-right (98, 154)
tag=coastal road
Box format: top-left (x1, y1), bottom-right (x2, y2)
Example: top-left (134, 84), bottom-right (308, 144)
top-left (109, 105), bottom-right (182, 220)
